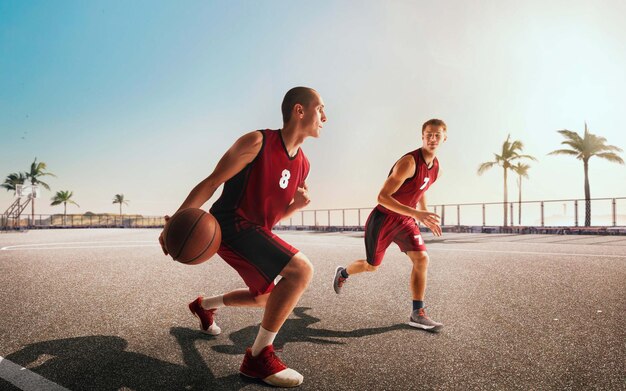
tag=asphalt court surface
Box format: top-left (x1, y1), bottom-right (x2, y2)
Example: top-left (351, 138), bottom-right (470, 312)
top-left (1, 229), bottom-right (624, 390)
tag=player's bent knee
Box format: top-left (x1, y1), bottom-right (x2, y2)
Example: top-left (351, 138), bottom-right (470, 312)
top-left (410, 252), bottom-right (429, 267)
top-left (365, 263), bottom-right (379, 272)
top-left (281, 253), bottom-right (314, 282)
top-left (254, 293), bottom-right (269, 306)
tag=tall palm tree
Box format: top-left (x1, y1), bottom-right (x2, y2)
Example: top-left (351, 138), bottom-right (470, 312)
top-left (548, 123), bottom-right (623, 226)
top-left (511, 162), bottom-right (531, 225)
top-left (25, 158), bottom-right (55, 225)
top-left (50, 190), bottom-right (79, 225)
top-left (477, 135), bottom-right (536, 226)
top-left (113, 194), bottom-right (129, 216)
top-left (1, 172), bottom-right (27, 192)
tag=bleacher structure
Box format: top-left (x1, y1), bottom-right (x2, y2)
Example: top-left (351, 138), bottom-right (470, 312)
top-left (1, 197), bottom-right (31, 231)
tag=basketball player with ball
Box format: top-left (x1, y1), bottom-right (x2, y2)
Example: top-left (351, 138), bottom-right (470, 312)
top-left (333, 119), bottom-right (447, 332)
top-left (159, 87), bottom-right (326, 387)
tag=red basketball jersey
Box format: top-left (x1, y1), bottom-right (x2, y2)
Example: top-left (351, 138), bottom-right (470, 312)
top-left (376, 148), bottom-right (439, 216)
top-left (211, 129), bottom-right (310, 228)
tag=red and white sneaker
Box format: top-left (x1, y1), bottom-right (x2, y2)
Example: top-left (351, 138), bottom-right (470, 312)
top-left (408, 307), bottom-right (443, 332)
top-left (240, 345), bottom-right (303, 387)
top-left (333, 266), bottom-right (347, 294)
top-left (188, 297), bottom-right (221, 335)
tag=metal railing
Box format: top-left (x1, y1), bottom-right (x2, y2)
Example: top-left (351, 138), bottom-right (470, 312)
top-left (0, 214), bottom-right (166, 231)
top-left (276, 197), bottom-right (626, 229)
top-left (1, 197), bottom-right (624, 231)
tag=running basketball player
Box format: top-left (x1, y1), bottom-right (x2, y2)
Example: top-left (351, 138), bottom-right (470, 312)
top-left (333, 119), bottom-right (446, 332)
top-left (159, 87), bottom-right (326, 387)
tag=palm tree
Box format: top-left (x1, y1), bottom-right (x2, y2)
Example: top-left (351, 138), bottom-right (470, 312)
top-left (1, 172), bottom-right (28, 192)
top-left (50, 190), bottom-right (79, 225)
top-left (478, 135), bottom-right (536, 226)
top-left (113, 194), bottom-right (129, 216)
top-left (25, 158), bottom-right (55, 225)
top-left (511, 162), bottom-right (531, 225)
top-left (548, 123), bottom-right (623, 226)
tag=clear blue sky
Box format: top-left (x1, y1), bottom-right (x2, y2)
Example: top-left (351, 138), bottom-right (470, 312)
top-left (1, 0), bottom-right (625, 216)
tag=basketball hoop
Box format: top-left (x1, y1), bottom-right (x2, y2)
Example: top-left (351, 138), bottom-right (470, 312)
top-left (14, 184), bottom-right (40, 199)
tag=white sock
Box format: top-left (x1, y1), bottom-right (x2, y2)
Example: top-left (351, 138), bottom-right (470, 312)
top-left (251, 326), bottom-right (277, 357)
top-left (200, 295), bottom-right (224, 310)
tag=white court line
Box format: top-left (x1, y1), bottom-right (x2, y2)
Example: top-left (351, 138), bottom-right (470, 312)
top-left (1, 245), bottom-right (156, 251)
top-left (2, 240), bottom-right (625, 259)
top-left (0, 356), bottom-right (69, 391)
top-left (0, 241), bottom-right (156, 251)
top-left (2, 241), bottom-right (154, 248)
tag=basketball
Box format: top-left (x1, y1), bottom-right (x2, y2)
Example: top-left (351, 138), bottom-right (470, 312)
top-left (163, 208), bottom-right (221, 265)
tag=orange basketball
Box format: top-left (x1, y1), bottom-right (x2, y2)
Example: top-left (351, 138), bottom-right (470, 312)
top-left (163, 208), bottom-right (221, 265)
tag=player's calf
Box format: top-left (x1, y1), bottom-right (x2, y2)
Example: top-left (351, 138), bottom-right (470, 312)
top-left (333, 261), bottom-right (378, 294)
top-left (363, 263), bottom-right (379, 272)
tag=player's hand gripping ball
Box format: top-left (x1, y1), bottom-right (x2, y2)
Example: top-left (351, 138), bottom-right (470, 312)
top-left (162, 208), bottom-right (221, 265)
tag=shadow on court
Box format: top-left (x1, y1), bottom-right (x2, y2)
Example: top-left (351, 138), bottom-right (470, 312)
top-left (5, 307), bottom-right (409, 390)
top-left (211, 306), bottom-right (412, 355)
top-left (5, 334), bottom-right (242, 390)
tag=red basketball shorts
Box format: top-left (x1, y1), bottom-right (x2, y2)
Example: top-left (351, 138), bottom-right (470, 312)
top-left (214, 214), bottom-right (298, 296)
top-left (365, 208), bottom-right (427, 266)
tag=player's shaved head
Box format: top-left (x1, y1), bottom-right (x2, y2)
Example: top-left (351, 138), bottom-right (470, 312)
top-left (282, 87), bottom-right (318, 124)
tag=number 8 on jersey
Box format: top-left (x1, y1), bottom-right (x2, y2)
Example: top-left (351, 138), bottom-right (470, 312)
top-left (279, 169), bottom-right (291, 189)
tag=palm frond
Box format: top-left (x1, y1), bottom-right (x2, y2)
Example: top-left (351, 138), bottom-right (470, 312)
top-left (585, 128), bottom-right (607, 143)
top-left (1, 172), bottom-right (27, 192)
top-left (26, 158), bottom-right (55, 191)
top-left (552, 124), bottom-right (623, 168)
top-left (34, 180), bottom-right (51, 191)
top-left (113, 194), bottom-right (129, 205)
top-left (511, 162), bottom-right (531, 178)
top-left (561, 140), bottom-right (583, 151)
top-left (548, 149), bottom-right (579, 157)
top-left (595, 152), bottom-right (624, 164)
top-left (50, 190), bottom-right (78, 205)
top-left (477, 161), bottom-right (497, 175)
top-left (516, 154), bottom-right (538, 161)
top-left (557, 129), bottom-right (583, 144)
top-left (510, 139), bottom-right (524, 151)
top-left (596, 144), bottom-right (623, 153)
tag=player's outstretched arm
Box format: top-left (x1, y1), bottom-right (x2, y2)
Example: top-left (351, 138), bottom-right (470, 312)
top-left (377, 155), bottom-right (441, 229)
top-left (176, 131), bottom-right (263, 211)
top-left (159, 131), bottom-right (263, 255)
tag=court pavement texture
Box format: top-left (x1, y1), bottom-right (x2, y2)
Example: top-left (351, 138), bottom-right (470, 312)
top-left (0, 229), bottom-right (624, 390)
